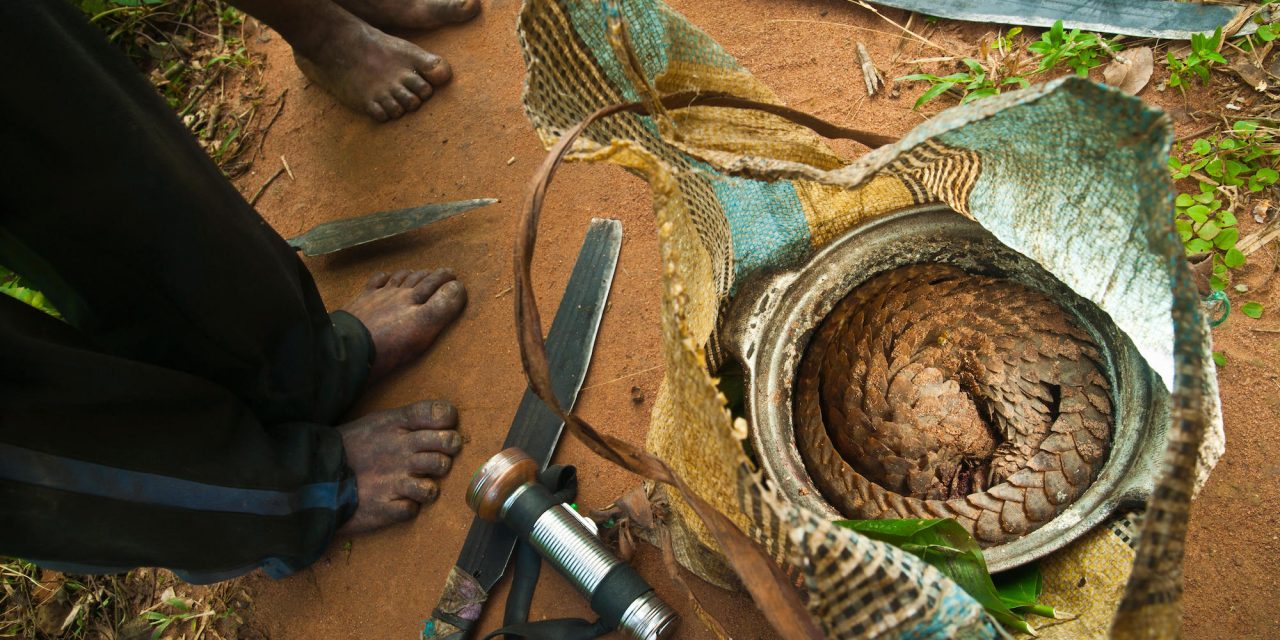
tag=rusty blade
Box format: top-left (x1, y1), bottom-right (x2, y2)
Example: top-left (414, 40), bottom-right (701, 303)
top-left (286, 197), bottom-right (497, 256)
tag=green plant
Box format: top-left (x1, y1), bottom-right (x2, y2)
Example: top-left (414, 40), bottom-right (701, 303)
top-left (835, 519), bottom-right (1057, 633)
top-left (1242, 301), bottom-right (1265, 319)
top-left (898, 58), bottom-right (1027, 108)
top-left (898, 21), bottom-right (1115, 109)
top-left (1167, 27), bottom-right (1226, 89)
top-left (142, 597), bottom-right (217, 639)
top-left (1169, 121), bottom-right (1279, 291)
top-left (1027, 20), bottom-right (1121, 77)
top-left (0, 265), bottom-right (61, 319)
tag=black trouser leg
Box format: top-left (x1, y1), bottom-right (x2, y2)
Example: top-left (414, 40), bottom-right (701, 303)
top-left (0, 0), bottom-right (373, 580)
top-left (0, 296), bottom-right (358, 581)
top-left (0, 0), bottom-right (373, 426)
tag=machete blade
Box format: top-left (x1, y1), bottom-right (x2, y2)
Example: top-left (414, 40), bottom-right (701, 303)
top-left (453, 217), bottom-right (621, 592)
top-left (286, 197), bottom-right (497, 256)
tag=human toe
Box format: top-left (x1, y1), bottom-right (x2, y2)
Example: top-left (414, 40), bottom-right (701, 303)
top-left (400, 399), bottom-right (458, 429)
top-left (414, 52), bottom-right (452, 86)
top-left (367, 100), bottom-right (390, 123)
top-left (422, 280), bottom-right (467, 320)
top-left (404, 73), bottom-right (434, 101)
top-left (410, 429), bottom-right (462, 454)
top-left (387, 269), bottom-right (413, 287)
top-left (399, 477), bottom-right (440, 503)
top-left (366, 271), bottom-right (391, 289)
top-left (426, 0), bottom-right (480, 24)
top-left (411, 268), bottom-right (458, 303)
top-left (392, 85), bottom-right (423, 112)
top-left (411, 452), bottom-right (453, 477)
top-left (378, 95), bottom-right (405, 120)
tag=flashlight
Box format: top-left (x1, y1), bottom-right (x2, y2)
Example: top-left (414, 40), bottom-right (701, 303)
top-left (466, 448), bottom-right (679, 640)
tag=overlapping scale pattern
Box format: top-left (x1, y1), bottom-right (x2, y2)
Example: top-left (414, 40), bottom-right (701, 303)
top-left (795, 263), bottom-right (1113, 545)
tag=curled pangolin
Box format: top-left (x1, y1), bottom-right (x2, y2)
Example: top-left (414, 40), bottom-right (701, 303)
top-left (794, 263), bottom-right (1113, 546)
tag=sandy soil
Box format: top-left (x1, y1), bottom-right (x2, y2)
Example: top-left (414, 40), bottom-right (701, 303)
top-left (232, 1), bottom-right (1280, 638)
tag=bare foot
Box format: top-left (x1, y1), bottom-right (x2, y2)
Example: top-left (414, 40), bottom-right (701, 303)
top-left (337, 400), bottom-right (462, 534)
top-left (341, 268), bottom-right (466, 380)
top-left (334, 0), bottom-right (480, 31)
top-left (293, 18), bottom-right (453, 122)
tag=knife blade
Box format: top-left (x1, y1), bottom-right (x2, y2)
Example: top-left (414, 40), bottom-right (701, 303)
top-left (422, 218), bottom-right (622, 640)
top-left (286, 197), bottom-right (497, 256)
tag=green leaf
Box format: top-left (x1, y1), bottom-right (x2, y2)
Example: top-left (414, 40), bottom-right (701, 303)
top-left (1220, 211), bottom-right (1236, 226)
top-left (1215, 228), bottom-right (1239, 250)
top-left (1210, 274), bottom-right (1228, 291)
top-left (1192, 138), bottom-right (1213, 156)
top-left (913, 81), bottom-right (955, 108)
top-left (1257, 167), bottom-right (1278, 185)
top-left (1213, 351), bottom-right (1227, 367)
top-left (1175, 193), bottom-right (1195, 208)
top-left (1186, 237), bottom-right (1213, 253)
top-left (1193, 191), bottom-right (1215, 204)
top-left (1259, 24), bottom-right (1276, 42)
top-left (1224, 247), bottom-right (1245, 268)
top-left (1198, 220), bottom-right (1221, 240)
top-left (1234, 120), bottom-right (1260, 133)
top-left (1206, 158), bottom-right (1225, 178)
top-left (1242, 302), bottom-right (1264, 319)
top-left (1186, 204), bottom-right (1210, 223)
top-left (835, 519), bottom-right (1047, 633)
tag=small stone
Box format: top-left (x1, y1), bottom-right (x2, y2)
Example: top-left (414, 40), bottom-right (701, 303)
top-left (630, 386), bottom-right (645, 404)
top-left (506, 156), bottom-right (517, 165)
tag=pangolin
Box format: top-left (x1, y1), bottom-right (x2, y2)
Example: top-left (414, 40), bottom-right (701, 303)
top-left (794, 263), bottom-right (1113, 546)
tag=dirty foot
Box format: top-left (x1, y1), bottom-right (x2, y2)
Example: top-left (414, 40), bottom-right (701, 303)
top-left (342, 268), bottom-right (467, 381)
top-left (334, 0), bottom-right (480, 31)
top-left (294, 18), bottom-right (452, 122)
top-left (337, 400), bottom-right (462, 534)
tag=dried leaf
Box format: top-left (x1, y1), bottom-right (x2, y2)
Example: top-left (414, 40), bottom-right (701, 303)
top-left (1102, 46), bottom-right (1153, 95)
top-left (1229, 60), bottom-right (1269, 91)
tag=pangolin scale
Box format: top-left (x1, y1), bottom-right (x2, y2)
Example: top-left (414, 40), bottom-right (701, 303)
top-left (794, 263), bottom-right (1113, 546)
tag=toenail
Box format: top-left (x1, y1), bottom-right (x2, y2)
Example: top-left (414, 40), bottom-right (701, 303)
top-left (432, 402), bottom-right (451, 420)
top-left (448, 432), bottom-right (462, 449)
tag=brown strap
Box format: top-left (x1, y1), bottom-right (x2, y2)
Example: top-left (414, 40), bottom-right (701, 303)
top-left (513, 97), bottom-right (832, 640)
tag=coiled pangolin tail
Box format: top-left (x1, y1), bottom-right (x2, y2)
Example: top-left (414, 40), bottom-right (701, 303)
top-left (795, 263), bottom-right (1113, 546)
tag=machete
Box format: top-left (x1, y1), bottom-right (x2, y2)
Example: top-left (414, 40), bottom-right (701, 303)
top-left (422, 218), bottom-right (622, 640)
top-left (286, 197), bottom-right (497, 256)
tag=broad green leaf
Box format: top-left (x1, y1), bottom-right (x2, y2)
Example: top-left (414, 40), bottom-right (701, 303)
top-left (1187, 238), bottom-right (1213, 253)
top-left (835, 519), bottom-right (1047, 633)
top-left (1193, 191), bottom-right (1215, 204)
top-left (1213, 351), bottom-right (1227, 366)
top-left (1215, 228), bottom-right (1239, 250)
top-left (1176, 193), bottom-right (1195, 208)
top-left (1210, 274), bottom-right (1228, 291)
top-left (1257, 167), bottom-right (1278, 185)
top-left (1234, 120), bottom-right (1260, 133)
top-left (1198, 220), bottom-right (1221, 240)
top-left (1224, 248), bottom-right (1245, 268)
top-left (1192, 138), bottom-right (1213, 156)
top-left (1186, 204), bottom-right (1210, 222)
top-left (1242, 302), bottom-right (1264, 319)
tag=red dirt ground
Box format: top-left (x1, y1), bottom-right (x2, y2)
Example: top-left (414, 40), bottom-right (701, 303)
top-left (233, 1), bottom-right (1280, 638)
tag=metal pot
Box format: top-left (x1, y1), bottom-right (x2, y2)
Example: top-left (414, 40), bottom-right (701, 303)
top-left (723, 204), bottom-right (1167, 572)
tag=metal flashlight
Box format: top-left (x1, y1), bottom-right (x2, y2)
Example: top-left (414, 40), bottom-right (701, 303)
top-left (466, 448), bottom-right (679, 640)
